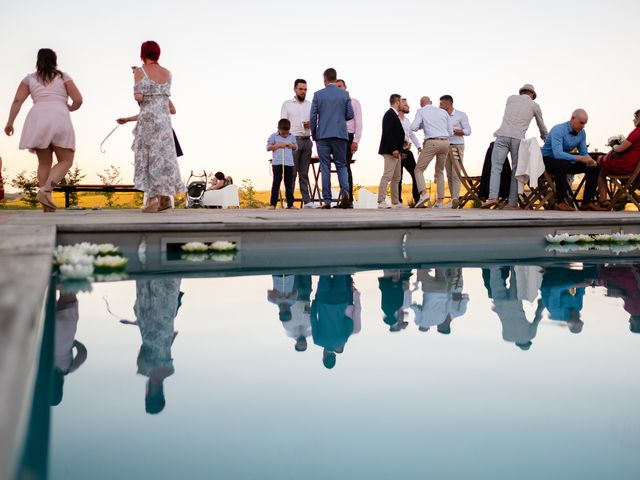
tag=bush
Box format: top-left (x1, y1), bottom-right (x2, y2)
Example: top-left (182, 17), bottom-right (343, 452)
top-left (239, 178), bottom-right (266, 208)
top-left (58, 165), bottom-right (86, 207)
top-left (97, 165), bottom-right (122, 208)
top-left (10, 170), bottom-right (39, 207)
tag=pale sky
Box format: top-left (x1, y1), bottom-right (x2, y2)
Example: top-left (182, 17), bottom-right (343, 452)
top-left (1, 0), bottom-right (638, 191)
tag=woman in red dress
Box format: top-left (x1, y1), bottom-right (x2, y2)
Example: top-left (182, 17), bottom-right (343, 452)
top-left (597, 109), bottom-right (640, 205)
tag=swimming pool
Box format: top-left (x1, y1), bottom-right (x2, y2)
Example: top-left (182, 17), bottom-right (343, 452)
top-left (18, 259), bottom-right (640, 479)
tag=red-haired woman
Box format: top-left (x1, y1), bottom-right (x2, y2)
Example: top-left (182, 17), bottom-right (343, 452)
top-left (597, 109), bottom-right (640, 207)
top-left (123, 40), bottom-right (184, 213)
top-left (4, 48), bottom-right (82, 211)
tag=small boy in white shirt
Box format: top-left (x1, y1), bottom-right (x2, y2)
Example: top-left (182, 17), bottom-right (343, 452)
top-left (266, 118), bottom-right (297, 209)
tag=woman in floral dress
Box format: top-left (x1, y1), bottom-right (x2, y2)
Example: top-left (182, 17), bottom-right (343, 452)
top-left (122, 41), bottom-right (183, 212)
top-left (134, 277), bottom-right (182, 414)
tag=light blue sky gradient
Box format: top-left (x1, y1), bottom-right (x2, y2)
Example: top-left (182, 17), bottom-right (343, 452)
top-left (1, 0), bottom-right (638, 189)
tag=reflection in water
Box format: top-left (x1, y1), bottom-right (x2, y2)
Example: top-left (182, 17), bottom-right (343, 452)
top-left (311, 275), bottom-right (357, 369)
top-left (412, 268), bottom-right (469, 334)
top-left (32, 260), bottom-right (640, 479)
top-left (598, 265), bottom-right (640, 333)
top-left (483, 266), bottom-right (543, 350)
top-left (378, 269), bottom-right (412, 332)
top-left (269, 275), bottom-right (314, 352)
top-left (539, 265), bottom-right (597, 334)
top-left (133, 278), bottom-right (183, 414)
top-left (53, 293), bottom-right (87, 405)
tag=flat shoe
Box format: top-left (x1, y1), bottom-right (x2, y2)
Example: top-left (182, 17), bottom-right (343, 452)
top-left (579, 202), bottom-right (608, 212)
top-left (36, 189), bottom-right (57, 210)
top-left (555, 201), bottom-right (576, 212)
top-left (480, 199), bottom-right (498, 209)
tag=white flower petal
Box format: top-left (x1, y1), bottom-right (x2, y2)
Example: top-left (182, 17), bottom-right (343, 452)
top-left (181, 242), bottom-right (209, 253)
top-left (210, 241), bottom-right (237, 252)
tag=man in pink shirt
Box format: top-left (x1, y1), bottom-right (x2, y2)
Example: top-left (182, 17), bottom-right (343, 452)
top-left (337, 79), bottom-right (362, 207)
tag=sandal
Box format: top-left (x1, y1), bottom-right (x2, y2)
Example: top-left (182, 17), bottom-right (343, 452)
top-left (142, 196), bottom-right (159, 213)
top-left (157, 196), bottom-right (172, 212)
top-left (36, 189), bottom-right (57, 210)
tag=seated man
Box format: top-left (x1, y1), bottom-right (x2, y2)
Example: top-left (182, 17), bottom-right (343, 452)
top-left (541, 109), bottom-right (605, 211)
top-left (539, 265), bottom-right (597, 334)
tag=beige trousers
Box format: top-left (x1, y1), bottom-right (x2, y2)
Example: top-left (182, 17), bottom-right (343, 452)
top-left (415, 139), bottom-right (449, 198)
top-left (378, 154), bottom-right (402, 204)
top-left (446, 143), bottom-right (465, 200)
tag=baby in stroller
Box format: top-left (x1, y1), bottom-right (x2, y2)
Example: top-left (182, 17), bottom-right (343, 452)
top-left (209, 171), bottom-right (233, 190)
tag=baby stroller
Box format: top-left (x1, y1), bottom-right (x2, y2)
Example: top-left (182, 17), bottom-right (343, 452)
top-left (185, 171), bottom-right (208, 208)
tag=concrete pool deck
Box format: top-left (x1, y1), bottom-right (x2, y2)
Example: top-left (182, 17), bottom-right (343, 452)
top-left (1, 206), bottom-right (640, 478)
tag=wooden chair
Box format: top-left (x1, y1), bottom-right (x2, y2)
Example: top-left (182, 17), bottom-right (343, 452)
top-left (518, 171), bottom-right (556, 210)
top-left (606, 161), bottom-right (640, 210)
top-left (449, 146), bottom-right (482, 208)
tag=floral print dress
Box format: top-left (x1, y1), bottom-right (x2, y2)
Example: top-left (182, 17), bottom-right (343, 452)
top-left (132, 67), bottom-right (184, 196)
top-left (134, 278), bottom-right (181, 376)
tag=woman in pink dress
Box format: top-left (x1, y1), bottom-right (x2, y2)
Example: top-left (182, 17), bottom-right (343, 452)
top-left (4, 48), bottom-right (83, 211)
top-left (597, 109), bottom-right (640, 206)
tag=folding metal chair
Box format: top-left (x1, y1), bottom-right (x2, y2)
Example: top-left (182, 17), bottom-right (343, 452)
top-left (449, 146), bottom-right (482, 208)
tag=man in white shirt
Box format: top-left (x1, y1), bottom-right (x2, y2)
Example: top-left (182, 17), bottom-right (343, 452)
top-left (398, 98), bottom-right (421, 204)
top-left (281, 79), bottom-right (315, 208)
top-left (481, 84), bottom-right (548, 209)
top-left (411, 96), bottom-right (453, 208)
top-left (439, 95), bottom-right (471, 208)
top-left (336, 79), bottom-right (362, 206)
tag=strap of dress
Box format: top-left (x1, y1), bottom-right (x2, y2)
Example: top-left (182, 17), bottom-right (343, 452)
top-left (140, 66), bottom-right (149, 79)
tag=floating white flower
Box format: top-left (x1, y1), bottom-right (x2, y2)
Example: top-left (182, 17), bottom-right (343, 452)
top-left (593, 234), bottom-right (613, 242)
top-left (75, 242), bottom-right (100, 256)
top-left (611, 232), bottom-right (631, 243)
top-left (563, 235), bottom-right (581, 244)
top-left (574, 234), bottom-right (593, 243)
top-left (181, 253), bottom-right (209, 262)
top-left (60, 263), bottom-right (94, 279)
top-left (93, 255), bottom-right (128, 269)
top-left (210, 253), bottom-right (236, 262)
top-left (181, 242), bottom-right (209, 253)
top-left (54, 247), bottom-right (95, 267)
top-left (209, 241), bottom-right (237, 252)
top-left (96, 243), bottom-right (121, 256)
top-left (545, 233), bottom-right (571, 243)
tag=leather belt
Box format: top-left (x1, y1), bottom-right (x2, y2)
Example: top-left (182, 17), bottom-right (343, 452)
top-left (296, 136), bottom-right (311, 139)
top-left (426, 137), bottom-right (449, 141)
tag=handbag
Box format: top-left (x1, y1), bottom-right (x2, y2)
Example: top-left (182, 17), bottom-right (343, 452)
top-left (173, 129), bottom-right (183, 157)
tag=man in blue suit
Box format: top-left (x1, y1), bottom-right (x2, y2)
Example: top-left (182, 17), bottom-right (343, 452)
top-left (310, 68), bottom-right (354, 209)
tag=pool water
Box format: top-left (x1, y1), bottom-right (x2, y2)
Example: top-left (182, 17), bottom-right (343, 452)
top-left (21, 262), bottom-right (640, 479)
